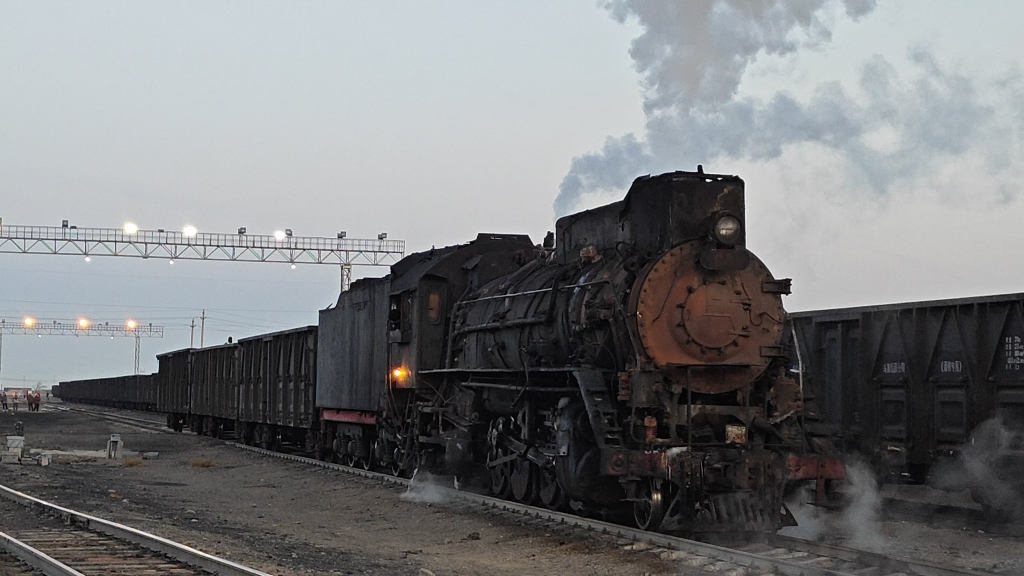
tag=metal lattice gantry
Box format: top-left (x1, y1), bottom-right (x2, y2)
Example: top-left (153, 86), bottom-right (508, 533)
top-left (0, 221), bottom-right (406, 289)
top-left (0, 318), bottom-right (164, 375)
top-left (0, 319), bottom-right (163, 338)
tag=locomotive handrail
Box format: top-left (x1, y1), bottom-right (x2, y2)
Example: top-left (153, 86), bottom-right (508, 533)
top-left (450, 316), bottom-right (548, 337)
top-left (455, 280), bottom-right (611, 306)
top-left (419, 367), bottom-right (578, 373)
top-left (457, 381), bottom-right (580, 393)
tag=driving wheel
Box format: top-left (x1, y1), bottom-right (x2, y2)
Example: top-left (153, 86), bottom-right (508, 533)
top-left (538, 467), bottom-right (567, 510)
top-left (633, 478), bottom-right (666, 531)
top-left (489, 449), bottom-right (512, 499)
top-left (510, 459), bottom-right (537, 504)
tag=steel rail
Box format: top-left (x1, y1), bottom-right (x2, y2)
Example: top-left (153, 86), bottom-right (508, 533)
top-left (773, 536), bottom-right (985, 576)
top-left (56, 406), bottom-right (172, 433)
top-left (0, 531), bottom-right (86, 576)
top-left (0, 484), bottom-right (271, 576)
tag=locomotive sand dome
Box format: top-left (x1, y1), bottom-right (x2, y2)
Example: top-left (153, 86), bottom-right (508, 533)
top-left (428, 169), bottom-right (801, 532)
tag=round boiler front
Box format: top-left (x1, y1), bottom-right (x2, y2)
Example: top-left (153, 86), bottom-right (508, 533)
top-left (629, 244), bottom-right (785, 394)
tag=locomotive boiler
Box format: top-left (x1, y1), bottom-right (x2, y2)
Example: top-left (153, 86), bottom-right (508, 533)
top-left (414, 169), bottom-right (801, 532)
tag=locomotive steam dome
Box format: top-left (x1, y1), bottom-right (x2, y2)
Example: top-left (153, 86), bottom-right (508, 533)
top-left (631, 243), bottom-right (786, 395)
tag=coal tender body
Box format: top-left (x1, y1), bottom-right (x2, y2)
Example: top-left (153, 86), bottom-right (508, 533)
top-left (317, 235), bottom-right (535, 474)
top-left (413, 170), bottom-right (800, 532)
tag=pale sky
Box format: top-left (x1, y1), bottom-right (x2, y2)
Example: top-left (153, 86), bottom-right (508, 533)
top-left (2, 1), bottom-right (1022, 385)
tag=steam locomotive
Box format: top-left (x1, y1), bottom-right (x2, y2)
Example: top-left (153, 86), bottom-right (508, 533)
top-left (60, 170), bottom-right (830, 533)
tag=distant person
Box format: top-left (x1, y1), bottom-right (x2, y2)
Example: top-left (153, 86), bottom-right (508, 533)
top-left (1, 394), bottom-right (7, 412)
top-left (12, 395), bottom-right (18, 413)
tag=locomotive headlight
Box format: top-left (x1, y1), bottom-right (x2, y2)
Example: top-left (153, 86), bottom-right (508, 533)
top-left (713, 215), bottom-right (742, 246)
top-left (392, 367), bottom-right (406, 380)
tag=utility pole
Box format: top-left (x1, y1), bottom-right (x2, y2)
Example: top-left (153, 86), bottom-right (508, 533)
top-left (200, 309), bottom-right (206, 348)
top-left (134, 333), bottom-right (141, 375)
top-left (189, 318), bottom-right (196, 348)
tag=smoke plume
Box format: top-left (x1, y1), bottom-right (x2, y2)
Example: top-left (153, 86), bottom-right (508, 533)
top-left (556, 0), bottom-right (1024, 215)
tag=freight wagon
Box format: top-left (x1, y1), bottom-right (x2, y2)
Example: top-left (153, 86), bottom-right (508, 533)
top-left (157, 349), bottom-right (192, 432)
top-left (236, 326), bottom-right (318, 451)
top-left (189, 343), bottom-right (238, 438)
top-left (790, 293), bottom-right (1024, 514)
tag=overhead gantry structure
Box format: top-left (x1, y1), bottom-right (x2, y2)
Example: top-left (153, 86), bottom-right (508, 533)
top-left (0, 220), bottom-right (406, 290)
top-left (0, 317), bottom-right (164, 377)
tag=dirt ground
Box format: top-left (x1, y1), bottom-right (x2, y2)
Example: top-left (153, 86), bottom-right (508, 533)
top-left (0, 406), bottom-right (1019, 575)
top-left (0, 408), bottom-right (682, 576)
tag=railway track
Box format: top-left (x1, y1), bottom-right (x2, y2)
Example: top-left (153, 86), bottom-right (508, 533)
top-left (49, 406), bottom-right (169, 434)
top-left (230, 444), bottom-right (992, 576)
top-left (63, 405), bottom-right (995, 576)
top-left (0, 483), bottom-right (270, 576)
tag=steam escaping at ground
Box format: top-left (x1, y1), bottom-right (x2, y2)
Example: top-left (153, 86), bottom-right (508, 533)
top-left (401, 469), bottom-right (453, 505)
top-left (840, 460), bottom-right (884, 550)
top-left (781, 460), bottom-right (887, 551)
top-left (556, 0), bottom-right (1024, 216)
top-left (778, 485), bottom-right (826, 540)
top-left (931, 417), bottom-right (1024, 519)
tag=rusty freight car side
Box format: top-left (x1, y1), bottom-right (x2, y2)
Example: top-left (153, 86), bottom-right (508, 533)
top-left (790, 293), bottom-right (1024, 514)
top-left (237, 326), bottom-right (318, 450)
top-left (190, 343), bottom-right (239, 438)
top-left (57, 374), bottom-right (156, 411)
top-left (157, 348), bottom-right (193, 432)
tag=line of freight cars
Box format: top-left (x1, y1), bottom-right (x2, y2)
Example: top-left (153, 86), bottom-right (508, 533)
top-left (52, 374), bottom-right (157, 411)
top-left (790, 292), bottom-right (1024, 515)
top-left (156, 326), bottom-right (319, 446)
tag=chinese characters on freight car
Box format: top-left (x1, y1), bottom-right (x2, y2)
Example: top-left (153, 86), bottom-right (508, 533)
top-left (1005, 336), bottom-right (1024, 370)
top-left (881, 360), bottom-right (963, 374)
top-left (939, 360), bottom-right (962, 373)
top-left (882, 362), bottom-right (906, 374)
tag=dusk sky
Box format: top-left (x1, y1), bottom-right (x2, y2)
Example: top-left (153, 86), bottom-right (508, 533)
top-left (2, 1), bottom-right (1023, 386)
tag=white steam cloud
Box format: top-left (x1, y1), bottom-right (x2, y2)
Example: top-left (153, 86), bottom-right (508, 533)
top-left (932, 417), bottom-right (1024, 519)
top-left (556, 0), bottom-right (1024, 215)
top-left (401, 469), bottom-right (453, 505)
top-left (840, 461), bottom-right (885, 551)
